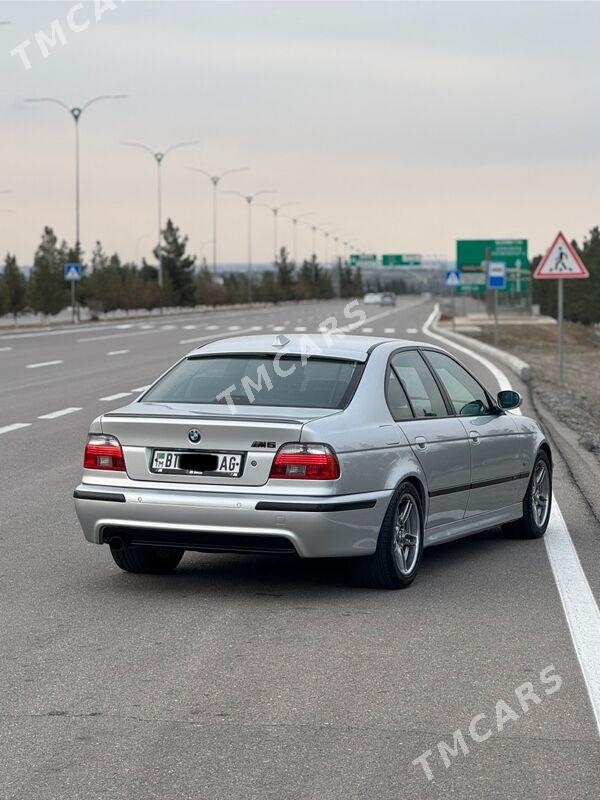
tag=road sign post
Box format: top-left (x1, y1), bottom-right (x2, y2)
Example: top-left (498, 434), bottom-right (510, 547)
top-left (64, 263), bottom-right (82, 324)
top-left (486, 260), bottom-right (507, 348)
top-left (534, 231), bottom-right (590, 385)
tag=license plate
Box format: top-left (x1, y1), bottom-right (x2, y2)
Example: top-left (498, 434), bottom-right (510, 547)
top-left (151, 450), bottom-right (243, 477)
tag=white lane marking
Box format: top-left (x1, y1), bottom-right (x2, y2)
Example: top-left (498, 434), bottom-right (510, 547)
top-left (0, 422), bottom-right (31, 435)
top-left (406, 328), bottom-right (418, 334)
top-left (182, 325), bottom-right (196, 330)
top-left (384, 328), bottom-right (395, 334)
top-left (99, 392), bottom-right (132, 402)
top-left (423, 303), bottom-right (600, 736)
top-left (205, 325), bottom-right (219, 330)
top-left (107, 349), bottom-right (129, 356)
top-left (139, 324), bottom-right (154, 330)
top-left (362, 327), bottom-right (374, 333)
top-left (228, 325), bottom-right (241, 331)
top-left (116, 324), bottom-right (133, 329)
top-left (161, 324), bottom-right (176, 330)
top-left (273, 326), bottom-right (285, 332)
top-left (131, 385), bottom-right (150, 392)
top-left (294, 326), bottom-right (307, 332)
top-left (250, 326), bottom-right (263, 331)
top-left (38, 407), bottom-right (82, 420)
top-left (78, 330), bottom-right (158, 343)
top-left (26, 360), bottom-right (63, 369)
top-left (546, 502), bottom-right (600, 734)
top-left (0, 346), bottom-right (12, 352)
top-left (180, 326), bottom-right (258, 345)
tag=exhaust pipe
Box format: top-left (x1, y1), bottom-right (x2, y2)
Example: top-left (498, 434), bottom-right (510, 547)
top-left (108, 535), bottom-right (126, 551)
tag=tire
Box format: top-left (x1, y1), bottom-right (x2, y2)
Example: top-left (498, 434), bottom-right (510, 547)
top-left (110, 544), bottom-right (184, 574)
top-left (503, 451), bottom-right (552, 539)
top-left (351, 482), bottom-right (424, 589)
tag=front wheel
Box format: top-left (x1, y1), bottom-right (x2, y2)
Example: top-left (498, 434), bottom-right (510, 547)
top-left (504, 451), bottom-right (552, 539)
top-left (351, 482), bottom-right (424, 589)
top-left (110, 545), bottom-right (184, 574)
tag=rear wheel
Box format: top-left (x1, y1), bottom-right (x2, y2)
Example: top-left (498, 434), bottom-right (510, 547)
top-left (352, 482), bottom-right (424, 589)
top-left (110, 545), bottom-right (184, 574)
top-left (503, 451), bottom-right (552, 539)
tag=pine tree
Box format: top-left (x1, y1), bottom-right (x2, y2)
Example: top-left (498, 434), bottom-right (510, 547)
top-left (28, 227), bottom-right (69, 317)
top-left (2, 253), bottom-right (27, 323)
top-left (156, 219), bottom-right (196, 306)
top-left (274, 247), bottom-right (295, 301)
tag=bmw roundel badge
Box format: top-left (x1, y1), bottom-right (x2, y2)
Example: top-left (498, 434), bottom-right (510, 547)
top-left (188, 429), bottom-right (201, 444)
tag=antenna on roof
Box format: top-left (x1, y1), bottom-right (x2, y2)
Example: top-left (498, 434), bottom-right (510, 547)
top-left (272, 334), bottom-right (291, 348)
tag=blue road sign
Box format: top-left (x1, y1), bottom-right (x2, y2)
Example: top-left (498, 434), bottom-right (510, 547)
top-left (64, 263), bottom-right (82, 282)
top-left (445, 270), bottom-right (461, 288)
top-left (487, 261), bottom-right (507, 290)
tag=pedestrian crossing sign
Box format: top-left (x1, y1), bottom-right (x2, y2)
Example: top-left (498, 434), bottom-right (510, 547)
top-left (534, 232), bottom-right (589, 279)
top-left (64, 263), bottom-right (82, 282)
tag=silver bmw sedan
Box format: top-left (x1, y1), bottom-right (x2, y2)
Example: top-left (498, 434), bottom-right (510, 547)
top-left (74, 334), bottom-right (552, 589)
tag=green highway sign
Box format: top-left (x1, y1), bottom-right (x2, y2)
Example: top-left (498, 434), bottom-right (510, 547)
top-left (350, 253), bottom-right (377, 267)
top-left (382, 253), bottom-right (422, 267)
top-left (456, 239), bottom-right (529, 294)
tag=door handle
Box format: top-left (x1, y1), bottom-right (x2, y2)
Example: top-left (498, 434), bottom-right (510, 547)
top-left (414, 436), bottom-right (427, 450)
top-left (469, 431), bottom-right (480, 445)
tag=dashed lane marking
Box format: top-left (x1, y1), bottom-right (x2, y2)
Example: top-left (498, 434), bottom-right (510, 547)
top-left (384, 328), bottom-right (395, 334)
top-left (362, 327), bottom-right (374, 333)
top-left (182, 325), bottom-right (197, 330)
top-left (294, 327), bottom-right (307, 332)
top-left (0, 346), bottom-right (12, 352)
top-left (131, 385), bottom-right (150, 392)
top-left (107, 350), bottom-right (129, 356)
top-left (0, 423), bottom-right (31, 435)
top-left (26, 360), bottom-right (63, 369)
top-left (406, 328), bottom-right (418, 334)
top-left (99, 392), bottom-right (132, 402)
top-left (38, 407), bottom-right (82, 420)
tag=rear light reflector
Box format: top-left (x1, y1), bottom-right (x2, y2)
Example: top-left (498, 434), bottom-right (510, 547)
top-left (269, 444), bottom-right (340, 480)
top-left (84, 435), bottom-right (126, 471)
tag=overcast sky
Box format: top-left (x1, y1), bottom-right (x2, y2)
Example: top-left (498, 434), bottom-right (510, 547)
top-left (1, 0), bottom-right (599, 266)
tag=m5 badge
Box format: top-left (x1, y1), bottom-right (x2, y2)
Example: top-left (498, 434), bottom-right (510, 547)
top-left (251, 441), bottom-right (276, 449)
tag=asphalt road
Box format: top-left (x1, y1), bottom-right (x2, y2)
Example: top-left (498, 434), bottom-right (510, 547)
top-left (1, 296), bottom-right (598, 799)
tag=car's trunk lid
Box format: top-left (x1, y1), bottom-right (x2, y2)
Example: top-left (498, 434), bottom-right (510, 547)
top-left (101, 402), bottom-right (338, 486)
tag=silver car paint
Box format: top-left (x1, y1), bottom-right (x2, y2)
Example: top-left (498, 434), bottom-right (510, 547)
top-left (74, 334), bottom-right (548, 558)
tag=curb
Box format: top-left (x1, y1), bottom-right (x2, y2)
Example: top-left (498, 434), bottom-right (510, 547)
top-left (432, 317), bottom-right (533, 383)
top-left (529, 390), bottom-right (600, 525)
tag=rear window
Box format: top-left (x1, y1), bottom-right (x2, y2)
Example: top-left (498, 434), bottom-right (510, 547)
top-left (143, 355), bottom-right (361, 409)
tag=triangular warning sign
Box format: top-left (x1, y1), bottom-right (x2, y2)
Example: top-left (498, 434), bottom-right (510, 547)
top-left (446, 272), bottom-right (460, 287)
top-left (534, 232), bottom-right (589, 279)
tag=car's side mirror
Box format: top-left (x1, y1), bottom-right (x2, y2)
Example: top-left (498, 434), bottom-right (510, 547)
top-left (497, 390), bottom-right (522, 410)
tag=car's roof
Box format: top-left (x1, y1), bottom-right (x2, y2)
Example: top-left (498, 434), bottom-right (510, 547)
top-left (188, 334), bottom-right (440, 362)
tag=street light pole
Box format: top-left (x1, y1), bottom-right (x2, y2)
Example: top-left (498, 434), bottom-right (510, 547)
top-left (187, 167), bottom-right (248, 275)
top-left (122, 139), bottom-right (200, 288)
top-left (224, 189), bottom-right (276, 302)
top-left (282, 212), bottom-right (314, 264)
top-left (25, 95), bottom-right (127, 321)
top-left (256, 202), bottom-right (299, 262)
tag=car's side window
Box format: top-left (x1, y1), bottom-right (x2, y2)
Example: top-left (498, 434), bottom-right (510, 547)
top-left (386, 369), bottom-right (413, 420)
top-left (390, 350), bottom-right (447, 418)
top-left (425, 351), bottom-right (492, 416)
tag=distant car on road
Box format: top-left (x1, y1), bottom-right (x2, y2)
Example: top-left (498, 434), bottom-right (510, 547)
top-left (363, 293), bottom-right (381, 305)
top-left (380, 292), bottom-right (396, 306)
top-left (74, 335), bottom-right (552, 588)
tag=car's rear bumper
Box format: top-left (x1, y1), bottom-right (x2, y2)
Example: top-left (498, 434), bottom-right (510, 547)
top-left (73, 484), bottom-right (392, 558)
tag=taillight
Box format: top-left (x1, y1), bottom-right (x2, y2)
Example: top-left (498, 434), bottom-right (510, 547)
top-left (269, 444), bottom-right (340, 480)
top-left (84, 435), bottom-right (126, 471)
